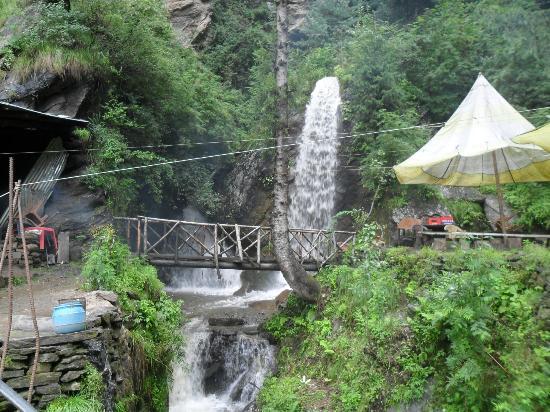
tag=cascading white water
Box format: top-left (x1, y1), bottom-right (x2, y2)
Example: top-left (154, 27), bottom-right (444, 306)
top-left (289, 76), bottom-right (341, 230)
top-left (166, 268), bottom-right (242, 296)
top-left (170, 318), bottom-right (275, 412)
top-left (170, 78), bottom-right (341, 411)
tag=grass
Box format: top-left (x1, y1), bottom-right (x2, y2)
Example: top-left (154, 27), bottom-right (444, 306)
top-left (0, 0), bottom-right (25, 27)
top-left (10, 45), bottom-right (104, 81)
top-left (46, 363), bottom-right (104, 412)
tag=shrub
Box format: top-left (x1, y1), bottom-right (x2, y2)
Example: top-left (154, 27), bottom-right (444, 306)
top-left (46, 363), bottom-right (104, 412)
top-left (261, 227), bottom-right (550, 410)
top-left (82, 225), bottom-right (184, 411)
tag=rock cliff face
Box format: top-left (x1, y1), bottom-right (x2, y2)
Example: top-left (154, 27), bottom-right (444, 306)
top-left (165, 0), bottom-right (310, 48)
top-left (165, 0), bottom-right (212, 47)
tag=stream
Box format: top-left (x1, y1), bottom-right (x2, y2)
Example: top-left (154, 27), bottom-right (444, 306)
top-left (167, 76), bottom-right (341, 411)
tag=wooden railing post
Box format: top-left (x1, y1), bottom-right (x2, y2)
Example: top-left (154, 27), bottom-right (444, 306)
top-left (214, 224), bottom-right (220, 279)
top-left (235, 224), bottom-right (243, 262)
top-left (257, 228), bottom-right (261, 265)
top-left (143, 217), bottom-right (148, 255)
top-left (174, 223), bottom-right (179, 263)
top-left (136, 219), bottom-right (141, 256)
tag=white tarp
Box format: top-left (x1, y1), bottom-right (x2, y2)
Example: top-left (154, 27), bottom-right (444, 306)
top-left (394, 74), bottom-right (550, 186)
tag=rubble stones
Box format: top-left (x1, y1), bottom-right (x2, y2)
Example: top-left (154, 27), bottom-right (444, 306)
top-left (60, 369), bottom-right (86, 383)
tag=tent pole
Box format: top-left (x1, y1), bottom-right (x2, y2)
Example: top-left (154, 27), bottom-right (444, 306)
top-left (491, 152), bottom-right (507, 236)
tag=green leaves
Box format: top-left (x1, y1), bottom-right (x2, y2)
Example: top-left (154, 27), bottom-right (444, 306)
top-left (261, 240), bottom-right (549, 411)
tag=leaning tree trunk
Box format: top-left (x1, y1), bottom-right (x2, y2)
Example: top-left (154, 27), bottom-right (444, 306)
top-left (272, 0), bottom-right (320, 302)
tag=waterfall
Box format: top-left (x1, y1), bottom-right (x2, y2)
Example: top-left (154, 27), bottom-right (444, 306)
top-left (170, 319), bottom-right (275, 412)
top-left (289, 76), bottom-right (342, 230)
top-left (169, 78), bottom-right (341, 411)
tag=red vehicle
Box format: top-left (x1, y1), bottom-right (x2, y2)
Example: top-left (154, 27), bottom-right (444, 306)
top-left (423, 214), bottom-right (455, 228)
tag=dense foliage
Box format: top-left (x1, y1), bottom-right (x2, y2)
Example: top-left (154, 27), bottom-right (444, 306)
top-left (259, 226), bottom-right (550, 411)
top-left (1, 0), bottom-right (548, 225)
top-left (0, 0), bottom-right (240, 216)
top-left (82, 225), bottom-right (184, 411)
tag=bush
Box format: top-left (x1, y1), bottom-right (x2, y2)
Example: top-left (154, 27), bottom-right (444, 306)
top-left (82, 225), bottom-right (184, 411)
top-left (261, 228), bottom-right (550, 410)
top-left (445, 199), bottom-right (490, 231)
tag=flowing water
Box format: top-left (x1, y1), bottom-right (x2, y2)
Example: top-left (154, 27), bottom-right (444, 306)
top-left (289, 76), bottom-right (342, 230)
top-left (169, 77), bottom-right (341, 411)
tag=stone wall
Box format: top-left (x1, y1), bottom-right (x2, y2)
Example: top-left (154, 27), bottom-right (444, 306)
top-left (0, 293), bottom-right (139, 411)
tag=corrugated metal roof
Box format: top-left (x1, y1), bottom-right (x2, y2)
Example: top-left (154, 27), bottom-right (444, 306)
top-left (0, 138), bottom-right (68, 228)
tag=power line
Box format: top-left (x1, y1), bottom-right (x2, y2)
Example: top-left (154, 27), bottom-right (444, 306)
top-left (0, 123), bottom-right (430, 199)
top-left (1, 105), bottom-right (548, 198)
top-left (1, 105), bottom-right (548, 156)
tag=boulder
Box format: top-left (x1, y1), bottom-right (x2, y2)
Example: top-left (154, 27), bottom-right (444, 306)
top-left (484, 196), bottom-right (518, 231)
top-left (165, 0), bottom-right (212, 47)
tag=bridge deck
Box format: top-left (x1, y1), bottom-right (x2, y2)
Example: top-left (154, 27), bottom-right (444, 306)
top-left (114, 216), bottom-right (355, 271)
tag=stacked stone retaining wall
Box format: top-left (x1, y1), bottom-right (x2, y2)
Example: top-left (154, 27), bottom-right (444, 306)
top-left (0, 293), bottom-right (139, 411)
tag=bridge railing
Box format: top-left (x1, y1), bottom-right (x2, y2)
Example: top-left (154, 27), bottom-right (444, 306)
top-left (113, 216), bottom-right (355, 269)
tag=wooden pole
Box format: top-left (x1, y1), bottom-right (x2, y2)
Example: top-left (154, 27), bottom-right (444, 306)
top-left (214, 224), bottom-right (220, 279)
top-left (143, 217), bottom-right (148, 255)
top-left (174, 223), bottom-right (179, 263)
top-left (137, 219), bottom-right (141, 256)
top-left (235, 224), bottom-right (243, 262)
top-left (491, 151), bottom-right (507, 235)
top-left (257, 228), bottom-right (261, 265)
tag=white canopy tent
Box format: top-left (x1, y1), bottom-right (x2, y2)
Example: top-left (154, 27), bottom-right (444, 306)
top-left (394, 73), bottom-right (550, 232)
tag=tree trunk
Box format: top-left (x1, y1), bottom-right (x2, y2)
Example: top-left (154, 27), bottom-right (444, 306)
top-left (272, 0), bottom-right (320, 302)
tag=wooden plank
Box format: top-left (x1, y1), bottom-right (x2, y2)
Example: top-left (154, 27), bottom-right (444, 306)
top-left (149, 259), bottom-right (320, 272)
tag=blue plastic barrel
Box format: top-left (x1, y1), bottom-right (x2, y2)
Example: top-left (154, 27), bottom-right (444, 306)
top-left (52, 301), bottom-right (86, 334)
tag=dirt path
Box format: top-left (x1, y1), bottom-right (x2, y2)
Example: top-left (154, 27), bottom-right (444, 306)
top-left (0, 264), bottom-right (83, 340)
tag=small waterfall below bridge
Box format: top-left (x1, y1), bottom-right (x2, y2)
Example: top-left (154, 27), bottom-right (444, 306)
top-left (169, 77), bottom-right (342, 411)
top-left (290, 76), bottom-right (342, 230)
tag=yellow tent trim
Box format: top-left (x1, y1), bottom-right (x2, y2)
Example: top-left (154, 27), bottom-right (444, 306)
top-left (394, 159), bottom-right (550, 187)
top-left (513, 123), bottom-right (550, 152)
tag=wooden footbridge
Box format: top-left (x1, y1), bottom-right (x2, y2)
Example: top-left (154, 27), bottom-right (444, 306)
top-left (114, 216), bottom-right (355, 271)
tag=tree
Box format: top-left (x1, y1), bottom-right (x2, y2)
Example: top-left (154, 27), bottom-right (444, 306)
top-left (272, 0), bottom-right (320, 302)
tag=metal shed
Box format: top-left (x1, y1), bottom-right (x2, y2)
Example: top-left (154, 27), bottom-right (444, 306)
top-left (0, 101), bottom-right (88, 227)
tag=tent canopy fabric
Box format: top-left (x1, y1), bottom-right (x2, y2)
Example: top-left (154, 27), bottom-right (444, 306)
top-left (513, 123), bottom-right (550, 152)
top-left (393, 74), bottom-right (550, 186)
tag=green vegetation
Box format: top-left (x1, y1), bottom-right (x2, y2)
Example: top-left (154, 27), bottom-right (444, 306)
top-left (1, 0), bottom-right (547, 223)
top-left (445, 199), bottom-right (490, 231)
top-left (46, 363), bottom-right (104, 412)
top-left (82, 225), bottom-right (184, 411)
top-left (259, 225), bottom-right (550, 411)
top-left (1, 0), bottom-right (240, 216)
top-left (504, 183), bottom-right (550, 231)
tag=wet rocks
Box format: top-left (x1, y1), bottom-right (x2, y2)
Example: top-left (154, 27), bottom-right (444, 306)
top-left (208, 317), bottom-right (245, 327)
